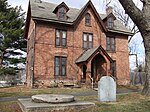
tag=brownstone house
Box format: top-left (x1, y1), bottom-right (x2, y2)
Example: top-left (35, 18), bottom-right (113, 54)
top-left (25, 0), bottom-right (133, 87)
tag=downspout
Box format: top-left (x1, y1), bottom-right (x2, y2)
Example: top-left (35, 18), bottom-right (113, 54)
top-left (31, 22), bottom-right (36, 88)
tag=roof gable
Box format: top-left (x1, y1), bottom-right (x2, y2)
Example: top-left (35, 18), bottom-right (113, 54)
top-left (26, 0), bottom-right (133, 36)
top-left (74, 0), bottom-right (107, 32)
top-left (53, 2), bottom-right (69, 14)
top-left (75, 45), bottom-right (113, 64)
top-left (103, 13), bottom-right (116, 21)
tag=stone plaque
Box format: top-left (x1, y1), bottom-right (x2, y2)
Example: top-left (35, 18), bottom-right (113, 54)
top-left (98, 76), bottom-right (116, 102)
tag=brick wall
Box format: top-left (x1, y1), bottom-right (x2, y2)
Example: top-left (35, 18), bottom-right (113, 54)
top-left (26, 8), bottom-right (130, 87)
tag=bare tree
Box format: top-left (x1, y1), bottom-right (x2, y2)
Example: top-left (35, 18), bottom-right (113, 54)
top-left (118, 0), bottom-right (150, 96)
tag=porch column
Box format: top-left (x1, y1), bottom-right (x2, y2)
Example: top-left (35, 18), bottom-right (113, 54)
top-left (86, 61), bottom-right (92, 81)
top-left (77, 65), bottom-right (82, 81)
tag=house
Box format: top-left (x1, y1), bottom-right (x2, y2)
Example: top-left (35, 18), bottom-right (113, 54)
top-left (25, 0), bottom-right (133, 88)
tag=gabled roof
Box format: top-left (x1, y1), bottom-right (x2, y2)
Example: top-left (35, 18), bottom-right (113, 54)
top-left (27, 0), bottom-right (133, 36)
top-left (75, 45), bottom-right (113, 64)
top-left (73, 0), bottom-right (107, 32)
top-left (53, 2), bottom-right (69, 13)
top-left (103, 13), bottom-right (116, 21)
top-left (29, 0), bottom-right (106, 31)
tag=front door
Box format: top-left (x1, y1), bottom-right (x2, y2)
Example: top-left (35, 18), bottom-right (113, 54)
top-left (91, 54), bottom-right (106, 82)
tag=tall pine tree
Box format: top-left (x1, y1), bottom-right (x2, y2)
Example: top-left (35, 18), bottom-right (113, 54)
top-left (0, 0), bottom-right (26, 75)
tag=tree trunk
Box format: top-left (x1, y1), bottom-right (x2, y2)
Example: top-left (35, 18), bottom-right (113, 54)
top-left (118, 0), bottom-right (150, 96)
top-left (141, 32), bottom-right (150, 96)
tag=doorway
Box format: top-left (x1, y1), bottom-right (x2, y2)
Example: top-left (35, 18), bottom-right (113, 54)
top-left (91, 54), bottom-right (106, 82)
top-left (82, 64), bottom-right (87, 82)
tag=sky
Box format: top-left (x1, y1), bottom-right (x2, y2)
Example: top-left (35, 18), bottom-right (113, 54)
top-left (7, 0), bottom-right (106, 13)
top-left (7, 0), bottom-right (145, 70)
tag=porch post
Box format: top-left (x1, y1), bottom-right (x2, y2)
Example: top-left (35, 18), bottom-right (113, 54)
top-left (77, 65), bottom-right (82, 81)
top-left (86, 61), bottom-right (92, 81)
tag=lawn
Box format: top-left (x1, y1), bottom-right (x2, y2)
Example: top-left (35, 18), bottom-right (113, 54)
top-left (0, 86), bottom-right (150, 112)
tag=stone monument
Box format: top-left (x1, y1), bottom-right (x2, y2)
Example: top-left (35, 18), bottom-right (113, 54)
top-left (98, 76), bottom-right (116, 102)
top-left (18, 94), bottom-right (95, 112)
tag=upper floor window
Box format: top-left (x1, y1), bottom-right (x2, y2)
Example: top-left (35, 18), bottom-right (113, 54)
top-left (85, 13), bottom-right (91, 26)
top-left (106, 36), bottom-right (115, 52)
top-left (83, 33), bottom-right (93, 49)
top-left (107, 17), bottom-right (114, 28)
top-left (55, 56), bottom-right (67, 76)
top-left (55, 29), bottom-right (67, 47)
top-left (58, 7), bottom-right (66, 20)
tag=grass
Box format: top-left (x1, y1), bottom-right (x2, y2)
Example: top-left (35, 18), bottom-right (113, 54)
top-left (0, 101), bottom-right (21, 112)
top-left (0, 86), bottom-right (150, 112)
top-left (0, 86), bottom-right (94, 98)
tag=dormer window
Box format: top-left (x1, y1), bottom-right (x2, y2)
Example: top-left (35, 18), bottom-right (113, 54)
top-left (58, 7), bottom-right (66, 20)
top-left (53, 2), bottom-right (69, 21)
top-left (85, 13), bottom-right (91, 26)
top-left (107, 17), bottom-right (114, 29)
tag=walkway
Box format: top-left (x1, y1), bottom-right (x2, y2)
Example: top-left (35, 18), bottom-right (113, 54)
top-left (0, 88), bottom-right (142, 102)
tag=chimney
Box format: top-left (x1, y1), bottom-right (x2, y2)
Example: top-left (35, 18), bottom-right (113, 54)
top-left (106, 6), bottom-right (113, 15)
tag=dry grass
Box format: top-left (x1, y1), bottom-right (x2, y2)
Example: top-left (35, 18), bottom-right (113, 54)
top-left (0, 86), bottom-right (150, 112)
top-left (0, 86), bottom-right (94, 97)
top-left (0, 101), bottom-right (21, 112)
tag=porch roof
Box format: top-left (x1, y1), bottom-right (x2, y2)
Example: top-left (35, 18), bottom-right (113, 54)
top-left (75, 45), bottom-right (113, 64)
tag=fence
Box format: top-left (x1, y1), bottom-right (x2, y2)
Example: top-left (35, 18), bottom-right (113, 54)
top-left (130, 72), bottom-right (146, 85)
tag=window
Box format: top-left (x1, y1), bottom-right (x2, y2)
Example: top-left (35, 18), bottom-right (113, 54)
top-left (83, 33), bottom-right (93, 49)
top-left (58, 7), bottom-right (66, 20)
top-left (110, 61), bottom-right (116, 77)
top-left (55, 56), bottom-right (67, 76)
top-left (107, 17), bottom-right (113, 28)
top-left (55, 29), bottom-right (67, 47)
top-left (85, 13), bottom-right (91, 26)
top-left (106, 36), bottom-right (115, 51)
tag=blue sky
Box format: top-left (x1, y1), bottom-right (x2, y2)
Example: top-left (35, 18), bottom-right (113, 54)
top-left (7, 0), bottom-right (145, 70)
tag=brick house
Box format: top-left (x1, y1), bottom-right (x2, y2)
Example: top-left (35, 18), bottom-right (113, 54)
top-left (25, 0), bottom-right (133, 88)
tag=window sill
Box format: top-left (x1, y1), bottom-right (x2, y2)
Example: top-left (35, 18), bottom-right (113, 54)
top-left (54, 76), bottom-right (67, 79)
top-left (55, 46), bottom-right (67, 48)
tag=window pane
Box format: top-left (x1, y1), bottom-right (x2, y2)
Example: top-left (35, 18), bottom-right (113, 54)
top-left (62, 38), bottom-right (66, 46)
top-left (89, 42), bottom-right (92, 48)
top-left (107, 18), bottom-right (113, 28)
top-left (111, 38), bottom-right (115, 44)
top-left (84, 34), bottom-right (87, 41)
top-left (55, 57), bottom-right (59, 65)
top-left (112, 45), bottom-right (115, 51)
top-left (107, 44), bottom-right (110, 50)
top-left (62, 58), bottom-right (66, 66)
top-left (55, 67), bottom-right (59, 76)
top-left (56, 30), bottom-right (60, 37)
top-left (85, 13), bottom-right (90, 25)
top-left (84, 42), bottom-right (87, 48)
top-left (89, 35), bottom-right (92, 41)
top-left (62, 31), bottom-right (66, 38)
top-left (59, 8), bottom-right (65, 20)
top-left (107, 37), bottom-right (110, 44)
top-left (56, 38), bottom-right (60, 46)
top-left (62, 66), bottom-right (66, 76)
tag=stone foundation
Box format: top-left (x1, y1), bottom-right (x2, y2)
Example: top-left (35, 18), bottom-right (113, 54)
top-left (18, 98), bottom-right (95, 112)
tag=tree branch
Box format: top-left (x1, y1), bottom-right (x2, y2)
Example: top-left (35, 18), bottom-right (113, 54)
top-left (118, 0), bottom-right (147, 32)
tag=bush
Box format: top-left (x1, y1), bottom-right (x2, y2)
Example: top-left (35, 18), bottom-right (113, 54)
top-left (0, 68), bottom-right (18, 76)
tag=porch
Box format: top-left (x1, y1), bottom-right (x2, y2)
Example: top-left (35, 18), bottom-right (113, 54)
top-left (76, 45), bottom-right (115, 87)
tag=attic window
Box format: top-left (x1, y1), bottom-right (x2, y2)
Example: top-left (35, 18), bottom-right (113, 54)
top-left (107, 17), bottom-right (114, 29)
top-left (85, 13), bottom-right (91, 26)
top-left (58, 7), bottom-right (66, 20)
